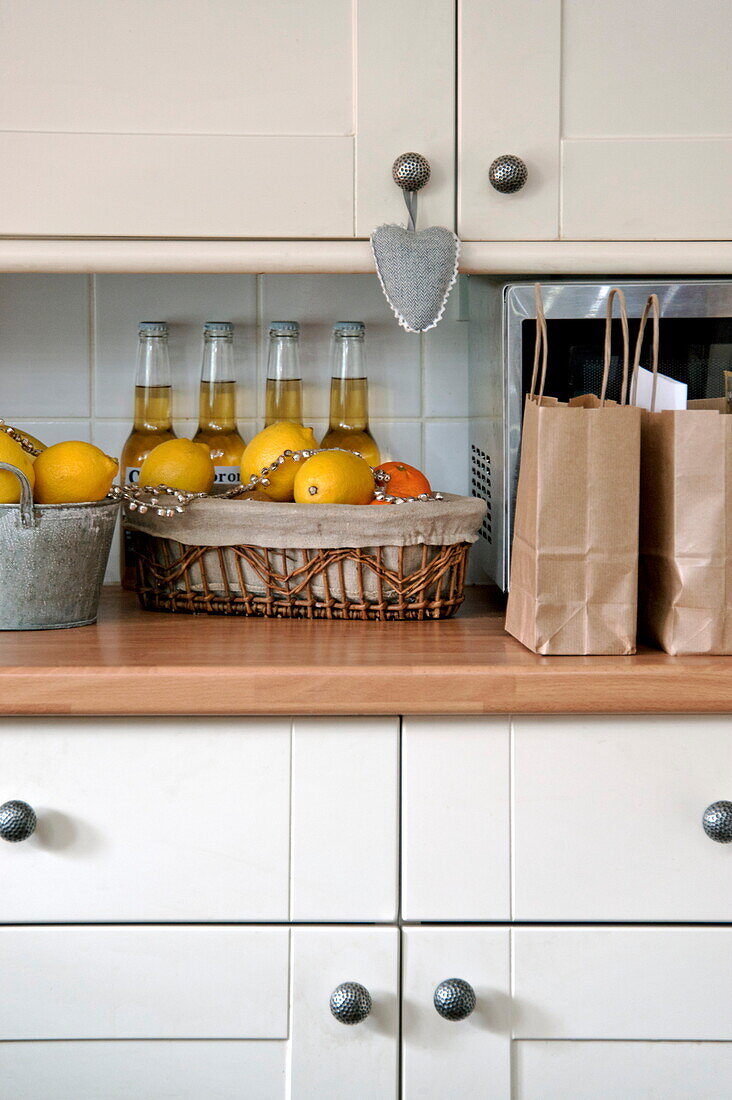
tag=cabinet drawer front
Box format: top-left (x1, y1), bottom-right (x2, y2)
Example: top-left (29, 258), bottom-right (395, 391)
top-left (0, 718), bottom-right (291, 921)
top-left (0, 926), bottom-right (398, 1098)
top-left (0, 1041), bottom-right (287, 1100)
top-left (513, 716), bottom-right (732, 920)
top-left (402, 718), bottom-right (510, 920)
top-left (516, 1040), bottom-right (732, 1100)
top-left (0, 717), bottom-right (398, 922)
top-left (514, 927), bottom-right (732, 1040)
top-left (0, 926), bottom-right (289, 1040)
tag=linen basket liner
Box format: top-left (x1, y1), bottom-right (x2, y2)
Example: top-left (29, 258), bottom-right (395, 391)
top-left (124, 492), bottom-right (485, 549)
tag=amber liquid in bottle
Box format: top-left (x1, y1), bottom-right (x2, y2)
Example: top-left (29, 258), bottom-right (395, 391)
top-left (193, 380), bottom-right (245, 484)
top-left (321, 323), bottom-right (380, 466)
top-left (265, 322), bottom-right (303, 426)
top-left (121, 385), bottom-right (176, 481)
top-left (265, 378), bottom-right (303, 425)
top-left (120, 372), bottom-right (177, 590)
top-left (192, 323), bottom-right (245, 490)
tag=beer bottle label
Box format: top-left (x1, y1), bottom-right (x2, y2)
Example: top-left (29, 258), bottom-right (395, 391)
top-left (213, 466), bottom-right (241, 486)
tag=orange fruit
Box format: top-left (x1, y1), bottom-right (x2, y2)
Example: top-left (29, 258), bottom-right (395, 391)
top-left (369, 498), bottom-right (393, 505)
top-left (377, 461), bottom-right (431, 498)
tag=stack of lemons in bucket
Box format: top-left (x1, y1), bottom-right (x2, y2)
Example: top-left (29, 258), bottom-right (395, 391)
top-left (0, 429), bottom-right (118, 506)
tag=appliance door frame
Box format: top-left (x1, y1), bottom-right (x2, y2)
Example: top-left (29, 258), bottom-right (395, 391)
top-left (503, 279), bottom-right (732, 587)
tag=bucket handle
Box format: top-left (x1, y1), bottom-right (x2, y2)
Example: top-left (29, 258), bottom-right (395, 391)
top-left (0, 462), bottom-right (36, 528)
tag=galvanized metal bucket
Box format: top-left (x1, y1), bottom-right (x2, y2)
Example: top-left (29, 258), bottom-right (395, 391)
top-left (0, 461), bottom-right (120, 630)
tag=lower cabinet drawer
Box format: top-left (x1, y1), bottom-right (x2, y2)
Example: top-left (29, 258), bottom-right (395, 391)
top-left (0, 716), bottom-right (398, 921)
top-left (403, 925), bottom-right (732, 1099)
top-left (513, 715), bottom-right (732, 921)
top-left (0, 925), bottom-right (399, 1100)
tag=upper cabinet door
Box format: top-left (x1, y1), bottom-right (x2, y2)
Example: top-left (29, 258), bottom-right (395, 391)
top-left (459, 0), bottom-right (561, 241)
top-left (460, 0), bottom-right (732, 241)
top-left (0, 0), bottom-right (454, 238)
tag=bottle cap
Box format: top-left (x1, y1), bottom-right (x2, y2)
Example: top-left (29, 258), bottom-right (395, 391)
top-left (204, 321), bottom-right (234, 336)
top-left (333, 321), bottom-right (365, 336)
top-left (269, 321), bottom-right (300, 336)
top-left (138, 321), bottom-right (168, 337)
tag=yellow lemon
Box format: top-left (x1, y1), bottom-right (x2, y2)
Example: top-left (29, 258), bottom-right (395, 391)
top-left (294, 449), bottom-right (375, 505)
top-left (240, 422), bottom-right (318, 502)
top-left (4, 426), bottom-right (46, 458)
top-left (139, 438), bottom-right (215, 494)
top-left (33, 441), bottom-right (118, 504)
top-left (0, 432), bottom-right (35, 503)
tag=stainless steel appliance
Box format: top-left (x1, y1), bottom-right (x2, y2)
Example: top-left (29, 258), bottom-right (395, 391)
top-left (468, 278), bottom-right (732, 590)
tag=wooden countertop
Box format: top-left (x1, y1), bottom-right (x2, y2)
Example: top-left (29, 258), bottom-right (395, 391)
top-left (0, 587), bottom-right (730, 716)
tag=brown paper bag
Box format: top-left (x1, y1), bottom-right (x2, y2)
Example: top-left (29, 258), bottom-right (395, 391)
top-left (636, 295), bottom-right (732, 653)
top-left (505, 285), bottom-right (641, 655)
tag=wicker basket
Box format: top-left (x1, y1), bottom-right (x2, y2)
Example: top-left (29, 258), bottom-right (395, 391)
top-left (126, 494), bottom-right (486, 621)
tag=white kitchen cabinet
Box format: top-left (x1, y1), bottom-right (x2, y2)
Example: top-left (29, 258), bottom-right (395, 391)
top-left (403, 925), bottom-right (732, 1099)
top-left (513, 715), bottom-right (732, 922)
top-left (401, 717), bottom-right (510, 920)
top-left (0, 716), bottom-right (398, 921)
top-left (0, 0), bottom-right (454, 239)
top-left (401, 926), bottom-right (511, 1099)
top-left (460, 0), bottom-right (732, 241)
top-left (0, 925), bottom-right (398, 1099)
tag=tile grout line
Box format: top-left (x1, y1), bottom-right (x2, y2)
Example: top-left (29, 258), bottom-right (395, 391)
top-left (88, 274), bottom-right (96, 441)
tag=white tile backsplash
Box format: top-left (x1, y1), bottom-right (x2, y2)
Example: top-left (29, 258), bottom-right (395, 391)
top-left (262, 275), bottom-right (422, 420)
top-left (95, 274), bottom-right (258, 421)
top-left (424, 419), bottom-right (470, 496)
top-left (423, 291), bottom-right (470, 418)
top-left (1, 273), bottom-right (471, 583)
top-left (0, 275), bottom-right (90, 418)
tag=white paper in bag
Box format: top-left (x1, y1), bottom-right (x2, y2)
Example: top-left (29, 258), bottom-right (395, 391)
top-left (633, 366), bottom-right (687, 411)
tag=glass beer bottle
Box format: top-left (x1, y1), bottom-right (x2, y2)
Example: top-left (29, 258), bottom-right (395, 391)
top-left (265, 321), bottom-right (303, 426)
top-left (193, 322), bottom-right (245, 488)
top-left (120, 321), bottom-right (176, 587)
top-left (320, 321), bottom-right (380, 466)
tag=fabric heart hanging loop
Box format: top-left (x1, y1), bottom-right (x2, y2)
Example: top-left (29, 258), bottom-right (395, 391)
top-left (371, 152), bottom-right (460, 334)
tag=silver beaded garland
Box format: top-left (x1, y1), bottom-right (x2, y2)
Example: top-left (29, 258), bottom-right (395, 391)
top-left (106, 448), bottom-right (446, 517)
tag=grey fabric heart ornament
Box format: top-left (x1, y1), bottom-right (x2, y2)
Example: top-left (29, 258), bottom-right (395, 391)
top-left (371, 223), bottom-right (460, 333)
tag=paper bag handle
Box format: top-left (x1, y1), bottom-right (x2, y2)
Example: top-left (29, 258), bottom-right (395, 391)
top-left (602, 287), bottom-right (630, 406)
top-left (529, 283), bottom-right (549, 402)
top-left (629, 293), bottom-right (660, 411)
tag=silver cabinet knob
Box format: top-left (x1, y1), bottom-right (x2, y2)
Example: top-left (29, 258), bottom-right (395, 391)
top-left (434, 978), bottom-right (476, 1021)
top-left (330, 982), bottom-right (372, 1025)
top-left (703, 801), bottom-right (732, 842)
top-left (489, 154), bottom-right (528, 194)
top-left (0, 800), bottom-right (37, 842)
top-left (392, 152), bottom-right (431, 192)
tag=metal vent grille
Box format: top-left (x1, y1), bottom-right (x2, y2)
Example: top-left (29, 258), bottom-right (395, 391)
top-left (470, 444), bottom-right (492, 544)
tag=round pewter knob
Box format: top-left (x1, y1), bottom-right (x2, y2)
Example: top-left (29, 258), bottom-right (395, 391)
top-left (392, 152), bottom-right (431, 192)
top-left (0, 800), bottom-right (37, 843)
top-left (488, 154), bottom-right (528, 194)
top-left (703, 800), bottom-right (732, 843)
top-left (434, 978), bottom-right (476, 1021)
top-left (330, 982), bottom-right (372, 1025)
